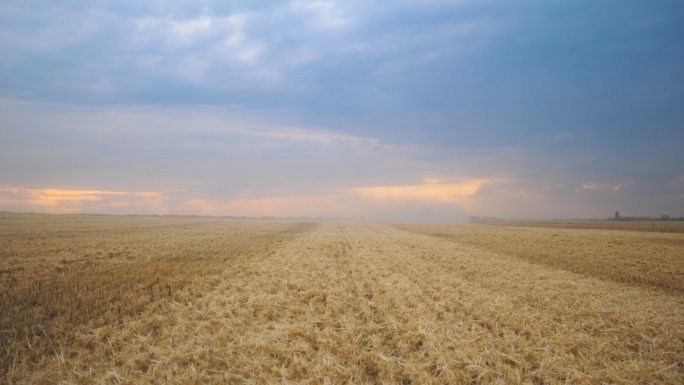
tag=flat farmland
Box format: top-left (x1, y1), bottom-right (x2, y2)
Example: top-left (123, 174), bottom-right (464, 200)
top-left (469, 219), bottom-right (684, 234)
top-left (1, 214), bottom-right (683, 384)
top-left (397, 223), bottom-right (684, 293)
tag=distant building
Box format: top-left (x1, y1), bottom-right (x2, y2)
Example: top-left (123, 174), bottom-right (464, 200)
top-left (614, 211), bottom-right (621, 219)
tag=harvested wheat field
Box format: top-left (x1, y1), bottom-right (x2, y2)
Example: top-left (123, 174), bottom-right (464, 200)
top-left (1, 214), bottom-right (683, 384)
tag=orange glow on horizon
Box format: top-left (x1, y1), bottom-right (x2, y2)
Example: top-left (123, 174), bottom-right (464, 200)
top-left (353, 179), bottom-right (496, 202)
top-left (23, 188), bottom-right (165, 206)
top-left (0, 179), bottom-right (503, 217)
top-left (0, 186), bottom-right (168, 214)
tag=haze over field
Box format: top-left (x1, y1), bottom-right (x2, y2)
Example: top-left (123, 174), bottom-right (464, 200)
top-left (1, 1), bottom-right (683, 221)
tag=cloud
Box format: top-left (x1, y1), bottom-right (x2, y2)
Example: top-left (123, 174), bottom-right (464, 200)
top-left (290, 0), bottom-right (352, 30)
top-left (353, 178), bottom-right (498, 202)
top-left (177, 177), bottom-right (500, 222)
top-left (224, 126), bottom-right (384, 147)
top-left (0, 181), bottom-right (473, 223)
top-left (134, 13), bottom-right (252, 53)
top-left (177, 187), bottom-right (469, 224)
top-left (0, 0), bottom-right (512, 103)
top-left (170, 16), bottom-right (214, 42)
top-left (2, 97), bottom-right (683, 220)
top-left (576, 183), bottom-right (624, 192)
top-left (0, 186), bottom-right (168, 214)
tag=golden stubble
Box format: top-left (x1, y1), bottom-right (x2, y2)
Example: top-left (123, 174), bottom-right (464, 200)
top-left (398, 223), bottom-right (684, 293)
top-left (1, 214), bottom-right (682, 384)
top-left (0, 214), bottom-right (315, 381)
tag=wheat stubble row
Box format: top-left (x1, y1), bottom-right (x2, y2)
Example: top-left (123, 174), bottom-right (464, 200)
top-left (1, 217), bottom-right (316, 383)
top-left (6, 221), bottom-right (680, 384)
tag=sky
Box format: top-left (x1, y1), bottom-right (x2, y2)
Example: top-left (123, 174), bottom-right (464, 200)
top-left (1, 0), bottom-right (683, 222)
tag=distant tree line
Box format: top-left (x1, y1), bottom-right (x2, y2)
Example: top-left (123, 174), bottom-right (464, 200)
top-left (468, 213), bottom-right (684, 222)
top-left (610, 211), bottom-right (684, 221)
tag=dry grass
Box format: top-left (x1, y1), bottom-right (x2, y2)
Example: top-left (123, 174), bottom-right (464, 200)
top-left (397, 224), bottom-right (684, 293)
top-left (0, 214), bottom-right (315, 381)
top-left (1, 214), bottom-right (683, 384)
